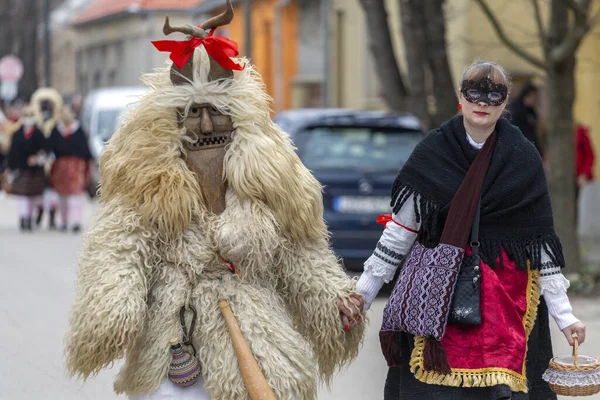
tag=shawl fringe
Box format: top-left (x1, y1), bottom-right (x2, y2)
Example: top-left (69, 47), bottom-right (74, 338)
top-left (391, 184), bottom-right (565, 271)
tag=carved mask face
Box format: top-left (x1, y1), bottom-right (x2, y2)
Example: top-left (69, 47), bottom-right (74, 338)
top-left (179, 103), bottom-right (234, 151)
top-left (179, 103), bottom-right (233, 215)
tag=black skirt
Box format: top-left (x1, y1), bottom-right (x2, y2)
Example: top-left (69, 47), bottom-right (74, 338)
top-left (383, 299), bottom-right (557, 400)
top-left (8, 167), bottom-right (46, 196)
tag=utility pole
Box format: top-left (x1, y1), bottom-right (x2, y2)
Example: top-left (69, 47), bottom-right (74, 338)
top-left (244, 0), bottom-right (252, 59)
top-left (321, 0), bottom-right (330, 108)
top-left (43, 0), bottom-right (52, 86)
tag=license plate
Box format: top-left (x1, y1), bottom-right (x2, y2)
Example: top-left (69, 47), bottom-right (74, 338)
top-left (333, 196), bottom-right (391, 213)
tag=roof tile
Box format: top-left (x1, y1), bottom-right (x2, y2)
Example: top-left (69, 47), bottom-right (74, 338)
top-left (73, 0), bottom-right (204, 25)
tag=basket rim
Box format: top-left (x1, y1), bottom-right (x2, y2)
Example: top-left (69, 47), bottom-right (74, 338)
top-left (549, 356), bottom-right (600, 373)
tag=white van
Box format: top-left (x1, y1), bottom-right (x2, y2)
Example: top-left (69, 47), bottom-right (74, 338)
top-left (81, 86), bottom-right (148, 196)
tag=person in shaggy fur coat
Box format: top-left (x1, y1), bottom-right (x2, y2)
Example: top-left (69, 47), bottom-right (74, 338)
top-left (65, 2), bottom-right (366, 399)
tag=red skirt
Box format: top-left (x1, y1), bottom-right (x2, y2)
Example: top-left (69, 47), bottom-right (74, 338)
top-left (50, 157), bottom-right (88, 195)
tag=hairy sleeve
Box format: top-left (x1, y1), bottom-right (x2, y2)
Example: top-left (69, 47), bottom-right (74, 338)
top-left (65, 202), bottom-right (153, 379)
top-left (276, 239), bottom-right (366, 383)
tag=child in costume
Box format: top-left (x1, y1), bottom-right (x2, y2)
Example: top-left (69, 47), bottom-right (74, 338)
top-left (5, 105), bottom-right (48, 231)
top-left (47, 105), bottom-right (93, 232)
top-left (65, 2), bottom-right (365, 399)
top-left (31, 87), bottom-right (63, 229)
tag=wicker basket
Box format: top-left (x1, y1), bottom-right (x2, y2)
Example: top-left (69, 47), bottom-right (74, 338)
top-left (543, 336), bottom-right (600, 397)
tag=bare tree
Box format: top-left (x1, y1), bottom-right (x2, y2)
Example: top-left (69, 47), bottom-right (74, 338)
top-left (423, 0), bottom-right (457, 127)
top-left (475, 0), bottom-right (599, 272)
top-left (359, 0), bottom-right (409, 113)
top-left (358, 0), bottom-right (457, 129)
top-left (398, 0), bottom-right (430, 127)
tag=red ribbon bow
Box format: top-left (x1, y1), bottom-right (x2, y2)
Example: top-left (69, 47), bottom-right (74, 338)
top-left (152, 28), bottom-right (245, 71)
top-left (376, 213), bottom-right (418, 233)
top-left (376, 214), bottom-right (393, 227)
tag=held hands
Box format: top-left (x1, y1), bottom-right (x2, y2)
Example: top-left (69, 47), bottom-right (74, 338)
top-left (27, 155), bottom-right (38, 166)
top-left (338, 293), bottom-right (365, 331)
top-left (562, 321), bottom-right (586, 346)
top-left (27, 152), bottom-right (45, 167)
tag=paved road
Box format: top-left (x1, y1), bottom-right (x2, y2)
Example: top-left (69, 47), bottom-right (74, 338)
top-left (0, 196), bottom-right (598, 400)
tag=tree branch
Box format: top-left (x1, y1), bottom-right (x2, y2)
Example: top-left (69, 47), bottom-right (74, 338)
top-left (560, 0), bottom-right (586, 18)
top-left (551, 0), bottom-right (594, 63)
top-left (531, 0), bottom-right (549, 54)
top-left (474, 0), bottom-right (546, 69)
top-left (590, 8), bottom-right (600, 27)
top-left (551, 23), bottom-right (589, 63)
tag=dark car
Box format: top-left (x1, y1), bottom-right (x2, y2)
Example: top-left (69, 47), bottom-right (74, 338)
top-left (274, 108), bottom-right (424, 271)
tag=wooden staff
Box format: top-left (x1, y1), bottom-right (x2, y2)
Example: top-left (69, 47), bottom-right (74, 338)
top-left (218, 299), bottom-right (277, 400)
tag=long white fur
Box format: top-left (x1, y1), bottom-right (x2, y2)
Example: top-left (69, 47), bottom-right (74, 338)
top-left (65, 46), bottom-right (365, 399)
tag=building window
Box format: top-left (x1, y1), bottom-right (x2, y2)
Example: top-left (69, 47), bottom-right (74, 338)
top-left (79, 74), bottom-right (87, 95)
top-left (93, 71), bottom-right (101, 89)
top-left (108, 70), bottom-right (117, 86)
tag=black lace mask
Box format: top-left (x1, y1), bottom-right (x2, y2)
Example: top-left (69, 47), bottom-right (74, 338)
top-left (460, 77), bottom-right (508, 106)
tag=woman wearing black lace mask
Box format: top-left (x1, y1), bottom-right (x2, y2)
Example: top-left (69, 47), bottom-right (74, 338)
top-left (355, 60), bottom-right (585, 399)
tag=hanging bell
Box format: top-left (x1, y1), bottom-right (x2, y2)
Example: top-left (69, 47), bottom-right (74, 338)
top-left (168, 339), bottom-right (201, 387)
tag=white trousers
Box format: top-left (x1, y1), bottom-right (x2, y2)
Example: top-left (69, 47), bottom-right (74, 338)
top-left (128, 377), bottom-right (298, 400)
top-left (18, 196), bottom-right (43, 218)
top-left (129, 378), bottom-right (209, 400)
top-left (56, 194), bottom-right (84, 228)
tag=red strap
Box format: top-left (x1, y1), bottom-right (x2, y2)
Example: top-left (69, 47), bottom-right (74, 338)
top-left (376, 213), bottom-right (418, 233)
top-left (24, 127), bottom-right (34, 139)
top-left (152, 29), bottom-right (245, 71)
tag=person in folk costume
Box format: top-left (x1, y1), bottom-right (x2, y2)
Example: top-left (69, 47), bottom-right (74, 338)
top-left (47, 105), bottom-right (93, 232)
top-left (31, 87), bottom-right (64, 229)
top-left (355, 61), bottom-right (586, 399)
top-left (65, 2), bottom-right (366, 399)
top-left (0, 108), bottom-right (8, 187)
top-left (5, 105), bottom-right (48, 231)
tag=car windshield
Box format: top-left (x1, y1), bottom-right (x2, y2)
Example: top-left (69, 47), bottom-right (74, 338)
top-left (96, 109), bottom-right (121, 141)
top-left (295, 126), bottom-right (422, 172)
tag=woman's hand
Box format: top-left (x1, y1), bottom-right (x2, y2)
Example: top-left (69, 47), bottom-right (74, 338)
top-left (338, 293), bottom-right (365, 331)
top-left (562, 321), bottom-right (586, 346)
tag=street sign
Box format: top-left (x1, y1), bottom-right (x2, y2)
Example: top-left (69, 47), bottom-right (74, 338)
top-left (1, 81), bottom-right (18, 101)
top-left (0, 55), bottom-right (24, 82)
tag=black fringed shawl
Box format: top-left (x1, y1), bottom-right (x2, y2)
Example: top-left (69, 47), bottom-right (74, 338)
top-left (391, 115), bottom-right (564, 270)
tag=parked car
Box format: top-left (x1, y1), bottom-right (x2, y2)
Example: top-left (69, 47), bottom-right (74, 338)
top-left (274, 108), bottom-right (424, 271)
top-left (81, 86), bottom-right (148, 197)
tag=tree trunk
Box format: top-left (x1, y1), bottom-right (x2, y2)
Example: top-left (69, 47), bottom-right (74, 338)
top-left (423, 0), bottom-right (457, 127)
top-left (546, 0), bottom-right (580, 271)
top-left (398, 0), bottom-right (430, 128)
top-left (358, 0), bottom-right (408, 111)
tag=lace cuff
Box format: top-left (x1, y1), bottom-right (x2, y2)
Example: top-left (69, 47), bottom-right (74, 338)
top-left (363, 254), bottom-right (399, 284)
top-left (356, 266), bottom-right (386, 309)
top-left (539, 273), bottom-right (571, 295)
top-left (543, 368), bottom-right (600, 387)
